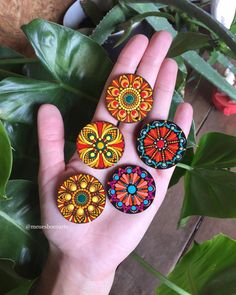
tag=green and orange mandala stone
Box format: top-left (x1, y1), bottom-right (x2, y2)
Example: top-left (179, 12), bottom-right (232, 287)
top-left (77, 121), bottom-right (125, 169)
top-left (106, 74), bottom-right (153, 123)
top-left (137, 120), bottom-right (187, 169)
top-left (107, 166), bottom-right (156, 214)
top-left (57, 174), bottom-right (106, 223)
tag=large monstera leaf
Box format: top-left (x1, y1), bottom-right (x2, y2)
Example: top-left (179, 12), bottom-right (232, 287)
top-left (0, 180), bottom-right (48, 279)
top-left (157, 234), bottom-right (236, 294)
top-left (22, 19), bottom-right (112, 99)
top-left (0, 19), bottom-right (112, 130)
top-left (180, 132), bottom-right (236, 221)
top-left (0, 19), bottom-right (113, 182)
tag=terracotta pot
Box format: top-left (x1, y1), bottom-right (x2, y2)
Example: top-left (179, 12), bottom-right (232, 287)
top-left (0, 0), bottom-right (75, 56)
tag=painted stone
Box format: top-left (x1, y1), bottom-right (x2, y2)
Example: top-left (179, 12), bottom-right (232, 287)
top-left (106, 74), bottom-right (153, 123)
top-left (107, 165), bottom-right (156, 214)
top-left (57, 174), bottom-right (106, 223)
top-left (137, 120), bottom-right (187, 169)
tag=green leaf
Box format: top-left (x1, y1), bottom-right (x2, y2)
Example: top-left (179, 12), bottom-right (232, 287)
top-left (182, 168), bottom-right (236, 219)
top-left (157, 234), bottom-right (236, 294)
top-left (0, 78), bottom-right (65, 124)
top-left (0, 120), bottom-right (12, 198)
top-left (168, 91), bottom-right (196, 149)
top-left (183, 51), bottom-right (236, 101)
top-left (192, 132), bottom-right (236, 169)
top-left (169, 148), bottom-right (194, 188)
top-left (132, 252), bottom-right (190, 295)
top-left (208, 51), bottom-right (236, 75)
top-left (168, 32), bottom-right (211, 58)
top-left (90, 4), bottom-right (129, 44)
top-left (0, 180), bottom-right (48, 278)
top-left (0, 19), bottom-right (112, 128)
top-left (126, 2), bottom-right (177, 36)
top-left (174, 56), bottom-right (187, 93)
top-left (180, 132), bottom-right (236, 220)
top-left (3, 121), bottom-right (39, 181)
top-left (0, 259), bottom-right (33, 294)
top-left (128, 0), bottom-right (236, 54)
top-left (5, 281), bottom-right (34, 295)
top-left (22, 19), bottom-right (112, 99)
top-left (115, 11), bottom-right (175, 47)
top-left (23, 62), bottom-right (55, 81)
top-left (80, 0), bottom-right (104, 25)
top-left (0, 46), bottom-right (31, 79)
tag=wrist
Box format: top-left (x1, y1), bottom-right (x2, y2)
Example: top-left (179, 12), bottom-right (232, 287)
top-left (34, 244), bottom-right (116, 295)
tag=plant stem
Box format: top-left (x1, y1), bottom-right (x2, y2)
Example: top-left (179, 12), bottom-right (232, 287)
top-left (131, 252), bottom-right (191, 295)
top-left (0, 58), bottom-right (37, 65)
top-left (176, 163), bottom-right (193, 171)
top-left (0, 69), bottom-right (25, 78)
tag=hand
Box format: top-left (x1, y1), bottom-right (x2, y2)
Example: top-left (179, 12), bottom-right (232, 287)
top-left (36, 31), bottom-right (193, 295)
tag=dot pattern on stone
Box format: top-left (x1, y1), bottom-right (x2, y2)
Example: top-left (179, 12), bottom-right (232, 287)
top-left (77, 121), bottom-right (125, 169)
top-left (107, 165), bottom-right (156, 214)
top-left (137, 120), bottom-right (187, 169)
top-left (57, 174), bottom-right (106, 223)
top-left (105, 74), bottom-right (153, 123)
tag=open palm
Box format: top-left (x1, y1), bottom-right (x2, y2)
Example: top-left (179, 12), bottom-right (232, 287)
top-left (37, 31), bottom-right (193, 293)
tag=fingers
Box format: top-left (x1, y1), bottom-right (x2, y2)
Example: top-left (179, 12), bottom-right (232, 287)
top-left (37, 104), bottom-right (65, 187)
top-left (92, 34), bottom-right (149, 123)
top-left (174, 102), bottom-right (193, 136)
top-left (119, 31), bottom-right (173, 134)
top-left (148, 58), bottom-right (178, 120)
top-left (136, 31), bottom-right (173, 87)
top-left (157, 102), bottom-right (193, 187)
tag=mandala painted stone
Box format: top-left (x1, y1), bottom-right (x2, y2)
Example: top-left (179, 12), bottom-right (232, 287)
top-left (77, 121), bottom-right (125, 169)
top-left (107, 166), bottom-right (156, 214)
top-left (137, 120), bottom-right (187, 169)
top-left (105, 74), bottom-right (153, 123)
top-left (57, 174), bottom-right (106, 223)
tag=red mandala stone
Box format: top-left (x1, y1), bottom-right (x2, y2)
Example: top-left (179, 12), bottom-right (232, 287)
top-left (137, 120), bottom-right (187, 169)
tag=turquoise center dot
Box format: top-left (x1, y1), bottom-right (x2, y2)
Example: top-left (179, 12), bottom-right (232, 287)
top-left (131, 205), bottom-right (136, 211)
top-left (76, 193), bottom-right (87, 204)
top-left (127, 185), bottom-right (137, 194)
top-left (124, 94), bottom-right (134, 104)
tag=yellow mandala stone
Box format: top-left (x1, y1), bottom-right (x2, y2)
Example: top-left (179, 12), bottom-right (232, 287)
top-left (77, 121), bottom-right (125, 169)
top-left (57, 174), bottom-right (106, 223)
top-left (105, 74), bottom-right (153, 123)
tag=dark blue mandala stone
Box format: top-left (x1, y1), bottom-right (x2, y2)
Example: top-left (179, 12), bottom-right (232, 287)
top-left (137, 120), bottom-right (187, 169)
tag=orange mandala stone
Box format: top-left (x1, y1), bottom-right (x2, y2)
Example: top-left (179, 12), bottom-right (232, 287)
top-left (57, 174), bottom-right (106, 223)
top-left (106, 74), bottom-right (153, 123)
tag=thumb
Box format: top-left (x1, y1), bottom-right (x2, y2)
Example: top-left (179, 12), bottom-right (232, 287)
top-left (37, 104), bottom-right (65, 188)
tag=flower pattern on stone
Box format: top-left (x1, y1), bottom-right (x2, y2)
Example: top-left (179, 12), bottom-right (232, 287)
top-left (106, 74), bottom-right (153, 123)
top-left (57, 174), bottom-right (106, 223)
top-left (137, 120), bottom-right (187, 169)
top-left (107, 166), bottom-right (156, 214)
top-left (77, 121), bottom-right (125, 169)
